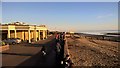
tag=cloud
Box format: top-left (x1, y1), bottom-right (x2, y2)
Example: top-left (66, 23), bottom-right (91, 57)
top-left (97, 14), bottom-right (114, 19)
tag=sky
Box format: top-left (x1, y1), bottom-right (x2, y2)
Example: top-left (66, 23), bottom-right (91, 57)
top-left (0, 2), bottom-right (1, 23)
top-left (1, 0), bottom-right (120, 2)
top-left (2, 2), bottom-right (118, 32)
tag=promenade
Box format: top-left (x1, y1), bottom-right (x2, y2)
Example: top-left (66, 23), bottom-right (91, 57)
top-left (2, 35), bottom-right (60, 67)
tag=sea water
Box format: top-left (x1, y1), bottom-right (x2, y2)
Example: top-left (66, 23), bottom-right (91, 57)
top-left (80, 30), bottom-right (119, 35)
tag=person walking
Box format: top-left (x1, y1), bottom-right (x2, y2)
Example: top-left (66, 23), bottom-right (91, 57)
top-left (41, 46), bottom-right (47, 56)
top-left (55, 33), bottom-right (60, 43)
top-left (64, 54), bottom-right (73, 68)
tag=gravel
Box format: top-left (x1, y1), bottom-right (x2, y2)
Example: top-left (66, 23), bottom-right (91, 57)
top-left (67, 37), bottom-right (119, 67)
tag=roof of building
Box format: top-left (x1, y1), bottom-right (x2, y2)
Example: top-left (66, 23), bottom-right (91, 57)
top-left (1, 22), bottom-right (46, 27)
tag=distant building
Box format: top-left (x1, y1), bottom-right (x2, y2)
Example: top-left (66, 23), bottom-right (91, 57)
top-left (0, 22), bottom-right (48, 43)
top-left (69, 31), bottom-right (74, 34)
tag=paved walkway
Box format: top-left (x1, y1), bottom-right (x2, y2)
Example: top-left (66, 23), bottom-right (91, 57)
top-left (34, 36), bottom-right (58, 67)
top-left (2, 35), bottom-right (59, 67)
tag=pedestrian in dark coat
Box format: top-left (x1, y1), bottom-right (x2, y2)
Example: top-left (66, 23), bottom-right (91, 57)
top-left (41, 46), bottom-right (46, 56)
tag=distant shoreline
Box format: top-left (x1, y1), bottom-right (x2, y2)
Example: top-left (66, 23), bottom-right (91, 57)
top-left (74, 31), bottom-right (120, 42)
top-left (76, 30), bottom-right (120, 36)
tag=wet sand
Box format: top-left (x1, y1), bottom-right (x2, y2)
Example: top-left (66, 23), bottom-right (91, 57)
top-left (67, 37), bottom-right (119, 66)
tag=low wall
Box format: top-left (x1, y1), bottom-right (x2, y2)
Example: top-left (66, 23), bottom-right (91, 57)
top-left (64, 39), bottom-right (69, 56)
top-left (0, 45), bottom-right (9, 52)
top-left (64, 38), bottom-right (73, 64)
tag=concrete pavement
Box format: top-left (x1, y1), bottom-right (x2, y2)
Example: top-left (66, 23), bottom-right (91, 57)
top-left (2, 35), bottom-right (60, 67)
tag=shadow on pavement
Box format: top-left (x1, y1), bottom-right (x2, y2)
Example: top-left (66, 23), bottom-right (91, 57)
top-left (14, 38), bottom-right (58, 68)
top-left (1, 53), bottom-right (33, 56)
